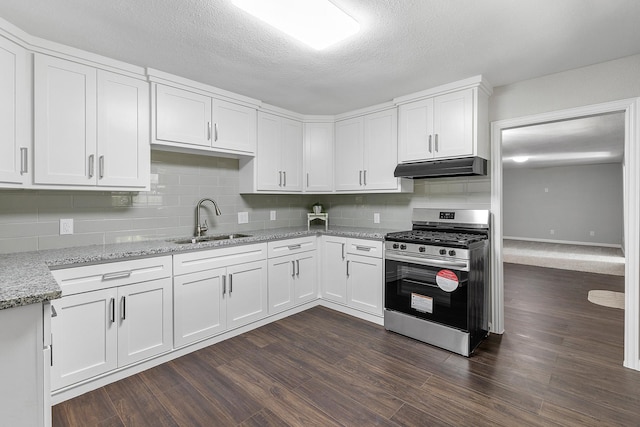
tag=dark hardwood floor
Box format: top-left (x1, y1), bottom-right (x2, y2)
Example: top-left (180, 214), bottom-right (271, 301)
top-left (53, 263), bottom-right (640, 426)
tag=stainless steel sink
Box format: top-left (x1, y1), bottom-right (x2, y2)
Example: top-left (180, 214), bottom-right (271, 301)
top-left (172, 233), bottom-right (251, 244)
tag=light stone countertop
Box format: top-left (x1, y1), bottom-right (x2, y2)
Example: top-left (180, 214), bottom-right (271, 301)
top-left (0, 226), bottom-right (395, 311)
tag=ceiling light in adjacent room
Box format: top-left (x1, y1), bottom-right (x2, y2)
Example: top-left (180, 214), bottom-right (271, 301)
top-left (512, 156), bottom-right (530, 163)
top-left (232, 0), bottom-right (360, 50)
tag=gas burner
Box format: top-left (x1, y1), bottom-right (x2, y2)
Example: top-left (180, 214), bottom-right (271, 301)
top-left (386, 230), bottom-right (487, 248)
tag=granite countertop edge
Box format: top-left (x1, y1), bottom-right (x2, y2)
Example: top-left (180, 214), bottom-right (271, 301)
top-left (0, 226), bottom-right (394, 311)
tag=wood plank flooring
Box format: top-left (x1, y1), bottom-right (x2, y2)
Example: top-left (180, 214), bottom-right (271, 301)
top-left (53, 263), bottom-right (640, 426)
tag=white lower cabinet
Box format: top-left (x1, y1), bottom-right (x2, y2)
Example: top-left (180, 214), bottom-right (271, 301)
top-left (172, 244), bottom-right (268, 348)
top-left (268, 237), bottom-right (318, 314)
top-left (321, 236), bottom-right (383, 316)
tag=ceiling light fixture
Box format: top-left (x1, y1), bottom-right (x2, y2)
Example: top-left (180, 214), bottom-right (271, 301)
top-left (512, 156), bottom-right (529, 163)
top-left (232, 0), bottom-right (360, 50)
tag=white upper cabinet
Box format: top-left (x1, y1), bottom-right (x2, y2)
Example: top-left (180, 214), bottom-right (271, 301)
top-left (397, 77), bottom-right (491, 163)
top-left (34, 54), bottom-right (149, 189)
top-left (0, 36), bottom-right (28, 186)
top-left (241, 111), bottom-right (303, 193)
top-left (154, 83), bottom-right (257, 156)
top-left (304, 122), bottom-right (334, 192)
top-left (335, 108), bottom-right (403, 192)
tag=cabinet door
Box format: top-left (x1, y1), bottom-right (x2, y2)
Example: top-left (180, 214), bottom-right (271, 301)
top-left (334, 117), bottom-right (364, 191)
top-left (34, 55), bottom-right (97, 185)
top-left (280, 117), bottom-right (303, 191)
top-left (117, 278), bottom-right (172, 366)
top-left (173, 268), bottom-right (227, 347)
top-left (156, 85), bottom-right (212, 147)
top-left (51, 288), bottom-right (118, 390)
top-left (363, 109), bottom-right (399, 190)
top-left (321, 237), bottom-right (347, 303)
top-left (256, 112), bottom-right (282, 190)
top-left (268, 255), bottom-right (295, 314)
top-left (304, 122), bottom-right (334, 192)
top-left (347, 254), bottom-right (383, 315)
top-left (226, 260), bottom-right (268, 329)
top-left (97, 70), bottom-right (150, 188)
top-left (294, 251), bottom-right (317, 304)
top-left (433, 89), bottom-right (474, 158)
top-left (398, 98), bottom-right (434, 163)
top-left (212, 98), bottom-right (257, 154)
top-left (0, 37), bottom-right (28, 185)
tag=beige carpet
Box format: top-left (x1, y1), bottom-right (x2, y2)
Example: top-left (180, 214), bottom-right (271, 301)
top-left (503, 239), bottom-right (625, 276)
top-left (588, 290), bottom-right (625, 309)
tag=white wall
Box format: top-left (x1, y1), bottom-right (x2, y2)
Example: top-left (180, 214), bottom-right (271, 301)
top-left (503, 163), bottom-right (623, 245)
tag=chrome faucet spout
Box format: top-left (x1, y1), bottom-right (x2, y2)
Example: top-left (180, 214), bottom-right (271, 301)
top-left (196, 198), bottom-right (222, 237)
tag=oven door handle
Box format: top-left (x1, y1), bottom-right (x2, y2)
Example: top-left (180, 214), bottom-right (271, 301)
top-left (385, 252), bottom-right (468, 270)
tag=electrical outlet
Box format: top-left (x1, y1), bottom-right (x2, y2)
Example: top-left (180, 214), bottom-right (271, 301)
top-left (373, 213), bottom-right (380, 224)
top-left (270, 210), bottom-right (277, 221)
top-left (550, 229), bottom-right (555, 235)
top-left (545, 188), bottom-right (549, 193)
top-left (238, 212), bottom-right (249, 224)
top-left (60, 218), bottom-right (74, 235)
top-left (590, 231), bottom-right (595, 236)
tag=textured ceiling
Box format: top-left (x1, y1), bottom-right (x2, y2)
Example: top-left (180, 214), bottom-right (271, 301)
top-left (1, 0), bottom-right (640, 115)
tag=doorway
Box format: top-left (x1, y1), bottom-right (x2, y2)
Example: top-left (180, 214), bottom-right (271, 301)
top-left (490, 98), bottom-right (640, 371)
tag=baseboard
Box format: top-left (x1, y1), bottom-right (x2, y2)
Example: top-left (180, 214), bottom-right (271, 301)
top-left (503, 236), bottom-right (622, 249)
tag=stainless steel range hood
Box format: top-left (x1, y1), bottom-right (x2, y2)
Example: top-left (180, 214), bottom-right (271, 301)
top-left (394, 157), bottom-right (487, 179)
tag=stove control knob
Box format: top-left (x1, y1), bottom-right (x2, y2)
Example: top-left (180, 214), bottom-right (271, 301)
top-left (439, 249), bottom-right (447, 255)
top-left (400, 244), bottom-right (407, 250)
top-left (419, 246), bottom-right (426, 253)
top-left (392, 243), bottom-right (399, 249)
top-left (449, 250), bottom-right (456, 256)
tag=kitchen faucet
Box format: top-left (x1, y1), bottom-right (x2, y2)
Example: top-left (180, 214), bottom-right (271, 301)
top-left (195, 198), bottom-right (222, 237)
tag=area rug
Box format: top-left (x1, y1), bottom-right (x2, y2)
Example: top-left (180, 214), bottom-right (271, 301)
top-left (588, 290), bottom-right (625, 309)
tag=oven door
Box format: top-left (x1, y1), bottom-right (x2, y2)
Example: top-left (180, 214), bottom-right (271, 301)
top-left (385, 257), bottom-right (469, 331)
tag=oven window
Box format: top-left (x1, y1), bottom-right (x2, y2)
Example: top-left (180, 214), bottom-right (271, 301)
top-left (385, 259), bottom-right (469, 330)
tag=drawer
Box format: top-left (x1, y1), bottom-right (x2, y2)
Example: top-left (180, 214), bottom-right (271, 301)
top-left (51, 256), bottom-right (172, 296)
top-left (268, 236), bottom-right (317, 258)
top-left (346, 238), bottom-right (382, 258)
top-left (173, 243), bottom-right (267, 276)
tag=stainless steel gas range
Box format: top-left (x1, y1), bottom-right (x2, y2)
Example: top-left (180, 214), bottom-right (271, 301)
top-left (384, 208), bottom-right (490, 356)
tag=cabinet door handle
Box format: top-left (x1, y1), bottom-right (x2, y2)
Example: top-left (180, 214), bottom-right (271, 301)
top-left (428, 135), bottom-right (432, 153)
top-left (229, 273), bottom-right (233, 293)
top-left (363, 170), bottom-right (367, 186)
top-left (359, 170), bottom-right (362, 185)
top-left (109, 297), bottom-right (115, 323)
top-left (102, 270), bottom-right (132, 281)
top-left (214, 122), bottom-right (219, 142)
top-left (356, 245), bottom-right (372, 252)
top-left (435, 134), bottom-right (439, 152)
top-left (99, 155), bottom-right (104, 179)
top-left (20, 147), bottom-right (28, 174)
top-left (296, 259), bottom-right (300, 276)
top-left (279, 171), bottom-right (282, 186)
top-left (341, 243), bottom-right (345, 260)
top-left (283, 171), bottom-right (286, 187)
top-left (346, 260), bottom-right (350, 276)
top-left (207, 121), bottom-right (212, 140)
top-left (306, 173), bottom-right (309, 188)
top-left (291, 260), bottom-right (296, 277)
top-left (51, 305), bottom-right (58, 318)
top-left (121, 296), bottom-right (126, 320)
top-left (222, 275), bottom-right (226, 295)
top-left (88, 154), bottom-right (95, 178)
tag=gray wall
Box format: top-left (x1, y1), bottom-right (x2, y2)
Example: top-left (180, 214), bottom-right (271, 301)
top-left (503, 163), bottom-right (623, 245)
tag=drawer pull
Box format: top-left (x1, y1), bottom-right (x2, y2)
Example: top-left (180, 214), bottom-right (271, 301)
top-left (102, 271), bottom-right (132, 281)
top-left (355, 245), bottom-right (372, 252)
top-left (288, 244), bottom-right (302, 250)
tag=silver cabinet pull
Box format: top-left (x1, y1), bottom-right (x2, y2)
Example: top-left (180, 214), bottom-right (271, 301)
top-left (296, 259), bottom-right (300, 276)
top-left (428, 135), bottom-right (432, 153)
top-left (20, 147), bottom-right (28, 174)
top-left (359, 170), bottom-right (362, 185)
top-left (88, 154), bottom-right (95, 178)
top-left (51, 305), bottom-right (58, 318)
top-left (102, 270), bottom-right (132, 281)
top-left (99, 155), bottom-right (105, 179)
top-left (279, 171), bottom-right (282, 186)
top-left (121, 296), bottom-right (126, 320)
top-left (346, 260), bottom-right (350, 276)
top-left (291, 260), bottom-right (296, 277)
top-left (283, 171), bottom-right (286, 187)
top-left (356, 245), bottom-right (372, 252)
top-left (214, 122), bottom-right (219, 141)
top-left (341, 243), bottom-right (345, 260)
top-left (363, 170), bottom-right (367, 186)
top-left (222, 275), bottom-right (226, 295)
top-left (229, 273), bottom-right (233, 293)
top-left (306, 173), bottom-right (309, 188)
top-left (435, 134), bottom-right (439, 152)
top-left (109, 298), bottom-right (115, 323)
top-left (207, 121), bottom-right (212, 140)
top-left (288, 244), bottom-right (302, 250)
